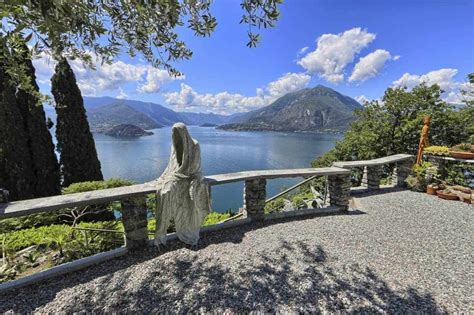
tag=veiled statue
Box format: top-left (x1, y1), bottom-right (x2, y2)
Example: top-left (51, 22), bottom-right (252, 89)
top-left (154, 123), bottom-right (211, 246)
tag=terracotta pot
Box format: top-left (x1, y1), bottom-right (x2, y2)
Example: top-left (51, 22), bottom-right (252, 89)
top-left (450, 151), bottom-right (474, 159)
top-left (426, 185), bottom-right (438, 195)
top-left (436, 190), bottom-right (459, 200)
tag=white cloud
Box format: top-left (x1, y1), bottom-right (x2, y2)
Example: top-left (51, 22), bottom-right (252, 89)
top-left (393, 68), bottom-right (473, 104)
top-left (116, 88), bottom-right (129, 99)
top-left (297, 46), bottom-right (309, 57)
top-left (32, 53), bottom-right (182, 96)
top-left (138, 68), bottom-right (184, 93)
top-left (355, 95), bottom-right (370, 105)
top-left (349, 49), bottom-right (393, 82)
top-left (297, 27), bottom-right (376, 83)
top-left (393, 55), bottom-right (401, 61)
top-left (164, 72), bottom-right (311, 114)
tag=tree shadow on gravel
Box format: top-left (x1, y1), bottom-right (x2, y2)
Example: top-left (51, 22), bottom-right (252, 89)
top-left (0, 237), bottom-right (446, 313)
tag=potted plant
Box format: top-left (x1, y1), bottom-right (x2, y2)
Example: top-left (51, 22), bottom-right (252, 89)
top-left (449, 143), bottom-right (474, 159)
top-left (424, 146), bottom-right (451, 157)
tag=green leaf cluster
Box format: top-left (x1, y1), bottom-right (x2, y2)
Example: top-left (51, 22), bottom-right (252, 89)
top-left (312, 83), bottom-right (473, 168)
top-left (1, 0), bottom-right (282, 80)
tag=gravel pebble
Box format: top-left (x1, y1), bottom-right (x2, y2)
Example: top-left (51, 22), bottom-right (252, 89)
top-left (0, 189), bottom-right (472, 313)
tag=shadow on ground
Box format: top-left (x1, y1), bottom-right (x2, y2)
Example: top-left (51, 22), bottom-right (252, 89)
top-left (0, 214), bottom-right (446, 313)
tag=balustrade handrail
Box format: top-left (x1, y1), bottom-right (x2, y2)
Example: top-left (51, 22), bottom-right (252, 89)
top-left (0, 167), bottom-right (349, 219)
top-left (0, 154), bottom-right (413, 220)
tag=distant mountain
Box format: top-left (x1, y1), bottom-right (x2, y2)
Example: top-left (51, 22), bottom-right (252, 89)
top-left (219, 85), bottom-right (362, 132)
top-left (83, 97), bottom-right (234, 126)
top-left (104, 124), bottom-right (153, 137)
top-left (87, 103), bottom-right (163, 132)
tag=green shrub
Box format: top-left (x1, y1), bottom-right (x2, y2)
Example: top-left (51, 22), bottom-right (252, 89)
top-left (63, 178), bottom-right (134, 194)
top-left (265, 197), bottom-right (285, 213)
top-left (405, 162), bottom-right (438, 192)
top-left (442, 162), bottom-right (474, 186)
top-left (203, 211), bottom-right (233, 226)
top-left (1, 221), bottom-right (123, 253)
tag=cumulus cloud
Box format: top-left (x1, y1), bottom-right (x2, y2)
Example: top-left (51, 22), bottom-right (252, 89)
top-left (297, 27), bottom-right (376, 83)
top-left (116, 88), bottom-right (129, 99)
top-left (349, 49), bottom-right (393, 82)
top-left (355, 95), bottom-right (370, 105)
top-left (393, 68), bottom-right (473, 104)
top-left (164, 72), bottom-right (311, 114)
top-left (32, 53), bottom-right (183, 96)
top-left (137, 68), bottom-right (184, 93)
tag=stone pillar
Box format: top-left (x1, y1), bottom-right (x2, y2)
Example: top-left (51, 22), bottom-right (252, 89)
top-left (394, 160), bottom-right (412, 187)
top-left (122, 196), bottom-right (148, 250)
top-left (328, 174), bottom-right (351, 210)
top-left (0, 188), bottom-right (9, 203)
top-left (367, 165), bottom-right (382, 189)
top-left (244, 178), bottom-right (266, 221)
top-left (361, 166), bottom-right (368, 188)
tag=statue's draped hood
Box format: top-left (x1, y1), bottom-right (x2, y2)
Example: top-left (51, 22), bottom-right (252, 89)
top-left (161, 122), bottom-right (201, 179)
top-left (154, 123), bottom-right (211, 246)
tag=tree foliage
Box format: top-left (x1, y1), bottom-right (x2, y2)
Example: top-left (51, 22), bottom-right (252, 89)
top-left (14, 43), bottom-right (61, 197)
top-left (312, 83), bottom-right (473, 168)
top-left (1, 0), bottom-right (282, 78)
top-left (52, 58), bottom-right (103, 187)
top-left (0, 39), bottom-right (36, 200)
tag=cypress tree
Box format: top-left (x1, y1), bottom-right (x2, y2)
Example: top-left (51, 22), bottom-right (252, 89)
top-left (14, 45), bottom-right (61, 197)
top-left (51, 58), bottom-right (103, 187)
top-left (0, 41), bottom-right (36, 200)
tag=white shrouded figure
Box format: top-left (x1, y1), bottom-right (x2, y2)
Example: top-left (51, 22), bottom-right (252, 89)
top-left (154, 123), bottom-right (211, 246)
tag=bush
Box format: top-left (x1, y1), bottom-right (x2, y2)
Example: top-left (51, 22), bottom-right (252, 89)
top-left (1, 221), bottom-right (123, 253)
top-left (63, 178), bottom-right (134, 194)
top-left (405, 162), bottom-right (438, 192)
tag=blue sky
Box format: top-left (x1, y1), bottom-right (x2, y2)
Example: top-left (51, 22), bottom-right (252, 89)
top-left (34, 0), bottom-right (473, 114)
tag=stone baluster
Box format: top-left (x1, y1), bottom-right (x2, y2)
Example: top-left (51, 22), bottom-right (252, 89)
top-left (328, 174), bottom-right (351, 210)
top-left (367, 165), bottom-right (383, 189)
top-left (393, 160), bottom-right (413, 187)
top-left (244, 178), bottom-right (266, 221)
top-left (361, 166), bottom-right (368, 188)
top-left (121, 196), bottom-right (148, 250)
top-left (0, 188), bottom-right (9, 203)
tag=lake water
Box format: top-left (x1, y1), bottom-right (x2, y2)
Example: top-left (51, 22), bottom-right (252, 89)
top-left (93, 126), bottom-right (342, 212)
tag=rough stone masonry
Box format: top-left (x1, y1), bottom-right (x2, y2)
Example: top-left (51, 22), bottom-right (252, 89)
top-left (244, 178), bottom-right (267, 220)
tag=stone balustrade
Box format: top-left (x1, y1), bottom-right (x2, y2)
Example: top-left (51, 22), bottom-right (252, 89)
top-left (0, 154), bottom-right (413, 251)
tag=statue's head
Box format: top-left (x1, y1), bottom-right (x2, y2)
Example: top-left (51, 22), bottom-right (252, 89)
top-left (169, 123), bottom-right (201, 175)
top-left (423, 115), bottom-right (431, 124)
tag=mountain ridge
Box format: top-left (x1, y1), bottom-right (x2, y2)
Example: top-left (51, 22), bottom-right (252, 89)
top-left (44, 86), bottom-right (362, 133)
top-left (219, 85), bottom-right (362, 132)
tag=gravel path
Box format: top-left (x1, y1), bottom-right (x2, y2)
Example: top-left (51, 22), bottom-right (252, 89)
top-left (1, 189), bottom-right (472, 313)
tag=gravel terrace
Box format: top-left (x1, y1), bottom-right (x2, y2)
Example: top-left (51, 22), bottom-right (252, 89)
top-left (0, 188), bottom-right (472, 313)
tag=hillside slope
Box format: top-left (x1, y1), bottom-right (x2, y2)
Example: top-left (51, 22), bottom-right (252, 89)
top-left (88, 103), bottom-right (162, 132)
top-left (220, 85), bottom-right (361, 132)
